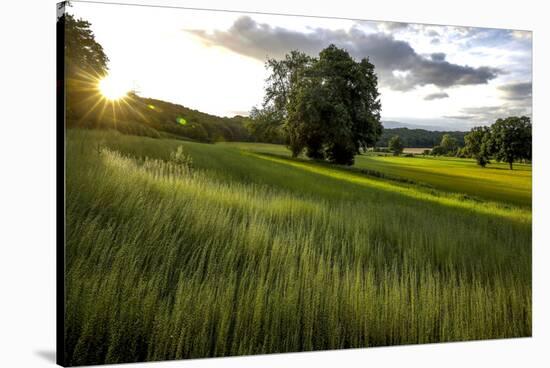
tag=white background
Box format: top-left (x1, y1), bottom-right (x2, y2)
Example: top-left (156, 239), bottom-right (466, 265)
top-left (0, 0), bottom-right (548, 367)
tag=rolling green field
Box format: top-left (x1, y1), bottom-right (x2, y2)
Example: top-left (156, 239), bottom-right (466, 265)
top-left (65, 129), bottom-right (531, 365)
top-left (221, 142), bottom-right (532, 207)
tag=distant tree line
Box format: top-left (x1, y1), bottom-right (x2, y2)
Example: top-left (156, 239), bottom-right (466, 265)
top-left (376, 128), bottom-right (467, 148)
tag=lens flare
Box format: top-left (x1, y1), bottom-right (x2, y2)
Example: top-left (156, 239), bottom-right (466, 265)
top-left (98, 75), bottom-right (130, 100)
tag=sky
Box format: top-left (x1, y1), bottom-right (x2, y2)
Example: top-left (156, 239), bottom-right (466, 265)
top-left (67, 1), bottom-right (532, 131)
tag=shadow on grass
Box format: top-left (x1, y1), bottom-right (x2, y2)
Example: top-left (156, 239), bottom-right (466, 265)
top-left (244, 151), bottom-right (530, 223)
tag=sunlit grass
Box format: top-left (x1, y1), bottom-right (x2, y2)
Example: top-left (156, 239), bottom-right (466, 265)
top-left (222, 142), bottom-right (532, 207)
top-left (65, 130), bottom-right (531, 365)
top-left (245, 151), bottom-right (531, 223)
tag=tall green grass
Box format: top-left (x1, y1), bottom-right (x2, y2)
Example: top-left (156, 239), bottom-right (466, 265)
top-left (65, 130), bottom-right (531, 365)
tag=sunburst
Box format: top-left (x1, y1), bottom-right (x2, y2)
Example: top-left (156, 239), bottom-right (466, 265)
top-left (98, 75), bottom-right (130, 101)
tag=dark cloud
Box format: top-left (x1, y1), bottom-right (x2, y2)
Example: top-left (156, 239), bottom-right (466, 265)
top-left (187, 16), bottom-right (501, 91)
top-left (424, 92), bottom-right (449, 100)
top-left (427, 30), bottom-right (440, 37)
top-left (430, 38), bottom-right (441, 45)
top-left (430, 52), bottom-right (446, 61)
top-left (498, 81), bottom-right (532, 101)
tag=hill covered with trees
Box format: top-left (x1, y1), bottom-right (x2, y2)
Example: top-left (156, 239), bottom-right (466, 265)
top-left (377, 127), bottom-right (467, 148)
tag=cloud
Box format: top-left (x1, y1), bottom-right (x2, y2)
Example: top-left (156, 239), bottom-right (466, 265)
top-left (443, 115), bottom-right (473, 120)
top-left (187, 16), bottom-right (501, 91)
top-left (424, 92), bottom-right (449, 100)
top-left (445, 102), bottom-right (531, 124)
top-left (378, 21), bottom-right (410, 32)
top-left (430, 52), bottom-right (446, 61)
top-left (511, 30), bottom-right (532, 40)
top-left (498, 81), bottom-right (532, 101)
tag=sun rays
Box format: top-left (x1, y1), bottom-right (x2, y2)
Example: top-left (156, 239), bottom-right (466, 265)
top-left (98, 75), bottom-right (130, 101)
top-left (66, 66), bottom-right (150, 128)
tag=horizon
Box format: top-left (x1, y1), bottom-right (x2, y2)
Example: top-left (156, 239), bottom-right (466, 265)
top-left (67, 1), bottom-right (532, 131)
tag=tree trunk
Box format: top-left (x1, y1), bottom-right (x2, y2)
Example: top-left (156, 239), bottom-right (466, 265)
top-left (509, 161), bottom-right (513, 170)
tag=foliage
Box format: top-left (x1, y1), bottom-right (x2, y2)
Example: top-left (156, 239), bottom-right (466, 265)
top-left (440, 134), bottom-right (459, 155)
top-left (464, 126), bottom-right (492, 167)
top-left (135, 97), bottom-right (252, 143)
top-left (63, 13), bottom-right (109, 78)
top-left (264, 50), bottom-right (314, 117)
top-left (246, 106), bottom-right (285, 144)
top-left (388, 135), bottom-right (404, 156)
top-left (377, 127), bottom-right (466, 148)
top-left (262, 45), bottom-right (382, 165)
top-left (170, 146), bottom-right (193, 168)
top-left (430, 145), bottom-right (446, 156)
top-left (489, 116), bottom-right (532, 170)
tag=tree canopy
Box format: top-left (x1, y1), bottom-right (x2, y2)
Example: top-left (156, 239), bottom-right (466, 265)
top-left (489, 116), bottom-right (531, 169)
top-left (464, 116), bottom-right (531, 169)
top-left (464, 126), bottom-right (492, 167)
top-left (63, 13), bottom-right (109, 79)
top-left (440, 134), bottom-right (459, 154)
top-left (246, 106), bottom-right (285, 144)
top-left (257, 44), bottom-right (382, 165)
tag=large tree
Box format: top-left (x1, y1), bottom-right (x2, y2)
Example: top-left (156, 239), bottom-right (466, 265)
top-left (63, 13), bottom-right (109, 79)
top-left (464, 126), bottom-right (492, 167)
top-left (489, 116), bottom-right (532, 170)
top-left (264, 45), bottom-right (382, 165)
top-left (59, 12), bottom-right (111, 125)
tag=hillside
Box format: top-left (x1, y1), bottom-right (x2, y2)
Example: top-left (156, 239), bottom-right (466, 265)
top-left (135, 97), bottom-right (251, 142)
top-left (66, 89), bottom-right (252, 143)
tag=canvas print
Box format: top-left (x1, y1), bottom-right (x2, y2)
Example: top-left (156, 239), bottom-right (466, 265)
top-left (57, 1), bottom-right (532, 366)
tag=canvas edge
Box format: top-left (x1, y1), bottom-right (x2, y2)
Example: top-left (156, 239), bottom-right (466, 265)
top-left (56, 1), bottom-right (67, 367)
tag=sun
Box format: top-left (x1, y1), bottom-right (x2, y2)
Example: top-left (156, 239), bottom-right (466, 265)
top-left (98, 75), bottom-right (130, 100)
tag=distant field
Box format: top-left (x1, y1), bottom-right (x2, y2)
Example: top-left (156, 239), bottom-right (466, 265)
top-left (355, 155), bottom-right (531, 207)
top-left (403, 147), bottom-right (431, 154)
top-left (223, 142), bottom-right (532, 207)
top-left (65, 130), bottom-right (531, 365)
top-left (374, 147), bottom-right (431, 154)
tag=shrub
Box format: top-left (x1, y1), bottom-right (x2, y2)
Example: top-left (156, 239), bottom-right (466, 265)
top-left (170, 146), bottom-right (193, 168)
